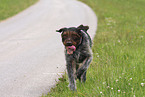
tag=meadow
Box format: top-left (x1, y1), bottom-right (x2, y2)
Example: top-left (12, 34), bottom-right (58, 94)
top-left (44, 0), bottom-right (145, 96)
top-left (0, 0), bottom-right (38, 21)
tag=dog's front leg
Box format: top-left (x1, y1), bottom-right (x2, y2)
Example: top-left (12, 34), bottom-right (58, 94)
top-left (77, 56), bottom-right (92, 82)
top-left (66, 55), bottom-right (76, 91)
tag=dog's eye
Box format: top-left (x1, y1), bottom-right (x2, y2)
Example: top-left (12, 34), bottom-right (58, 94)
top-left (62, 35), bottom-right (67, 39)
top-left (73, 35), bottom-right (79, 40)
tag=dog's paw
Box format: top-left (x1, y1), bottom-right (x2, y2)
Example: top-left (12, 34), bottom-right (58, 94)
top-left (68, 84), bottom-right (77, 91)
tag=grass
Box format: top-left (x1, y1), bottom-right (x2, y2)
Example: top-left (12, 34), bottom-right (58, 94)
top-left (0, 0), bottom-right (38, 21)
top-left (43, 0), bottom-right (145, 96)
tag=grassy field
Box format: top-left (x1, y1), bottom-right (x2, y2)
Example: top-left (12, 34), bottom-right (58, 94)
top-left (43, 0), bottom-right (145, 97)
top-left (0, 0), bottom-right (38, 21)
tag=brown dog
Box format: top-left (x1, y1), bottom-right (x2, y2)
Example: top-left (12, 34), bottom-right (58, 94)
top-left (57, 25), bottom-right (92, 91)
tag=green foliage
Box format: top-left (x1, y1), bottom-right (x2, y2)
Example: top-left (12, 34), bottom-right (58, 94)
top-left (44, 0), bottom-right (145, 96)
top-left (0, 0), bottom-right (38, 21)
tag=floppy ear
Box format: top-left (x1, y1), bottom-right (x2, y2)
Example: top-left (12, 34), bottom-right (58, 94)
top-left (77, 25), bottom-right (89, 32)
top-left (56, 28), bottom-right (67, 33)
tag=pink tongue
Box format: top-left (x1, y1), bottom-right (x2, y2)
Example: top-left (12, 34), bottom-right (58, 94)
top-left (66, 45), bottom-right (76, 54)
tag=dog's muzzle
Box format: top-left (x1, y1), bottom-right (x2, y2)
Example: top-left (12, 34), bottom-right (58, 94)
top-left (66, 45), bottom-right (76, 55)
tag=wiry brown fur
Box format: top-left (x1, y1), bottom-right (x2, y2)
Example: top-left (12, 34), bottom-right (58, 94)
top-left (56, 25), bottom-right (92, 91)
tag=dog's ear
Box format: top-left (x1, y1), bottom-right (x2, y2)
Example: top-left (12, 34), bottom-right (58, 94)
top-left (77, 25), bottom-right (89, 32)
top-left (56, 28), bottom-right (67, 33)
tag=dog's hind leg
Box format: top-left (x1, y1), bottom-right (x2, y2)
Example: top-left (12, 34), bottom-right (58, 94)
top-left (76, 56), bottom-right (92, 82)
top-left (76, 63), bottom-right (86, 82)
top-left (81, 71), bottom-right (87, 82)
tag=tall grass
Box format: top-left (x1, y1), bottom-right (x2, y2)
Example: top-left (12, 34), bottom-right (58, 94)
top-left (44, 0), bottom-right (145, 96)
top-left (0, 0), bottom-right (38, 21)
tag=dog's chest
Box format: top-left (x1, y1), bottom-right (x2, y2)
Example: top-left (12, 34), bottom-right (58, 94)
top-left (74, 51), bottom-right (87, 63)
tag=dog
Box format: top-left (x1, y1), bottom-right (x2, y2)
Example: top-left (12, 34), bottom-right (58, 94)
top-left (56, 25), bottom-right (93, 91)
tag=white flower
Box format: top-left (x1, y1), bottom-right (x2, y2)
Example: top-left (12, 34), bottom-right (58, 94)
top-left (130, 78), bottom-right (132, 80)
top-left (141, 83), bottom-right (144, 87)
top-left (100, 91), bottom-right (102, 94)
top-left (140, 36), bottom-right (143, 38)
top-left (118, 90), bottom-right (120, 93)
top-left (116, 79), bottom-right (119, 82)
top-left (103, 82), bottom-right (106, 84)
top-left (111, 88), bottom-right (113, 90)
top-left (131, 88), bottom-right (133, 91)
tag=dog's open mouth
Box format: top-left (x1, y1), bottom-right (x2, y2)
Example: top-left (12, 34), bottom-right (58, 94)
top-left (66, 45), bottom-right (76, 54)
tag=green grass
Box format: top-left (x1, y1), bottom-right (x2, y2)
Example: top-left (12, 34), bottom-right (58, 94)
top-left (0, 0), bottom-right (38, 21)
top-left (43, 0), bottom-right (145, 96)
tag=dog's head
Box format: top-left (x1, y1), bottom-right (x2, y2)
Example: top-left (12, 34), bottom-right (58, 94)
top-left (56, 25), bottom-right (89, 55)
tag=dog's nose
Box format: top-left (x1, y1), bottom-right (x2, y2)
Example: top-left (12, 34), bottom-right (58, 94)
top-left (66, 42), bottom-right (72, 46)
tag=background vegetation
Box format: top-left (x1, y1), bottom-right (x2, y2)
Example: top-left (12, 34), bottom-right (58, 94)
top-left (0, 0), bottom-right (38, 21)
